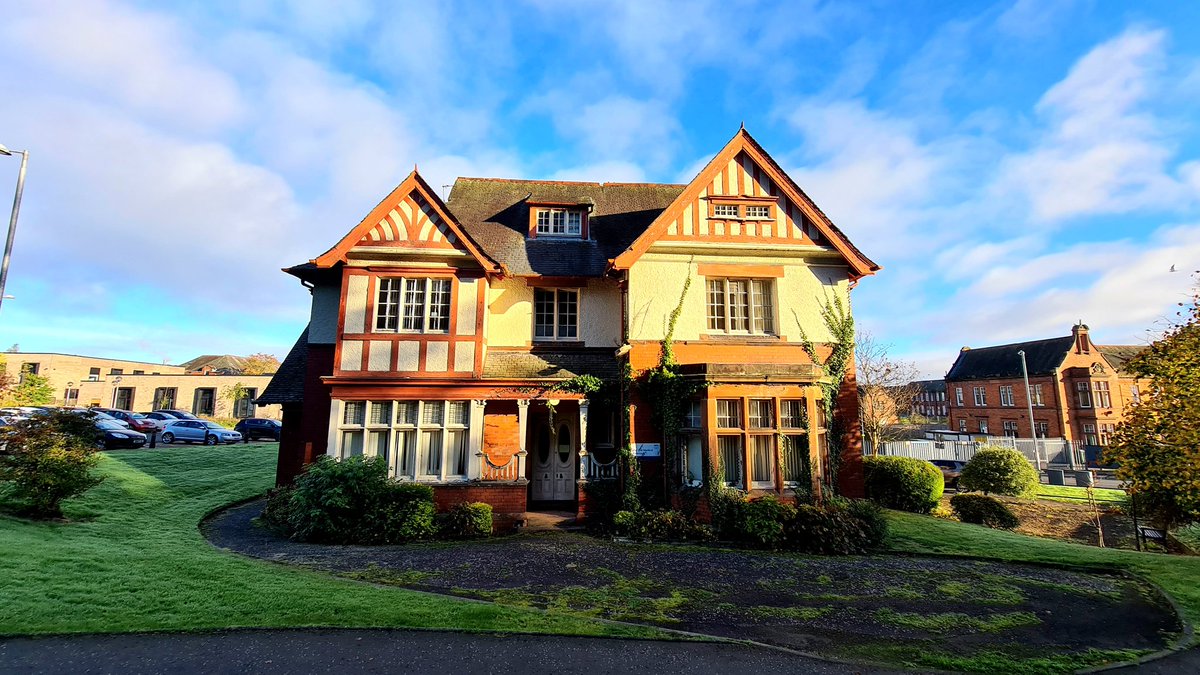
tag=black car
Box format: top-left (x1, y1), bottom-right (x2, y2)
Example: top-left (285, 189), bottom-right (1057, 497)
top-left (929, 459), bottom-right (967, 489)
top-left (234, 418), bottom-right (282, 441)
top-left (97, 419), bottom-right (147, 450)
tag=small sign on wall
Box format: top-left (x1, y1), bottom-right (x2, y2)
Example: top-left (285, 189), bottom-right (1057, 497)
top-left (634, 443), bottom-right (661, 458)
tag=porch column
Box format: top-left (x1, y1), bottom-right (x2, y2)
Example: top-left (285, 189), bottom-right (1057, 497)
top-left (326, 399), bottom-right (341, 459)
top-left (578, 399), bottom-right (590, 481)
top-left (468, 399), bottom-right (487, 480)
top-left (516, 399), bottom-right (529, 479)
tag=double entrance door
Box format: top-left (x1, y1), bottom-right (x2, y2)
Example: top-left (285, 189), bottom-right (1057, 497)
top-left (532, 421), bottom-right (575, 502)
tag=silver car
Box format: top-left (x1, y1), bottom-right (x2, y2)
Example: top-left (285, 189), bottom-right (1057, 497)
top-left (160, 420), bottom-right (243, 445)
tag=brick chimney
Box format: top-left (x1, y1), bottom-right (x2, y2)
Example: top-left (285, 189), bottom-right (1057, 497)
top-left (1071, 322), bottom-right (1091, 354)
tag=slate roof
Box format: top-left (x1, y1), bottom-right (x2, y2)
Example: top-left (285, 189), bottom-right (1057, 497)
top-left (944, 336), bottom-right (1076, 382)
top-left (180, 354), bottom-right (248, 374)
top-left (482, 349), bottom-right (620, 381)
top-left (1098, 345), bottom-right (1146, 376)
top-left (446, 178), bottom-right (684, 276)
top-left (255, 327), bottom-right (309, 405)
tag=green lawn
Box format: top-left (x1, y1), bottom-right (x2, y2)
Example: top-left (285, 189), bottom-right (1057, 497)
top-left (0, 444), bottom-right (661, 638)
top-left (886, 511), bottom-right (1200, 637)
top-left (1035, 484), bottom-right (1125, 504)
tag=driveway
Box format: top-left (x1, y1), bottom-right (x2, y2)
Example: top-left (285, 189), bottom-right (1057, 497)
top-left (203, 500), bottom-right (1181, 672)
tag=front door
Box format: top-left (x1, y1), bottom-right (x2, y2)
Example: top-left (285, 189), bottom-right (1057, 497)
top-left (532, 421), bottom-right (575, 502)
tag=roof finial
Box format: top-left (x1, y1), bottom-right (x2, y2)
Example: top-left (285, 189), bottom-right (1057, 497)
top-left (413, 163), bottom-right (419, 174)
top-left (740, 120), bottom-right (745, 130)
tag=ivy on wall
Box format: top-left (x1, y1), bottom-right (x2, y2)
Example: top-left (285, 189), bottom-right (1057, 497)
top-left (797, 293), bottom-right (855, 493)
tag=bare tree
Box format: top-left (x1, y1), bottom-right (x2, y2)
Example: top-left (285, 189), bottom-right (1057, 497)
top-left (856, 332), bottom-right (921, 455)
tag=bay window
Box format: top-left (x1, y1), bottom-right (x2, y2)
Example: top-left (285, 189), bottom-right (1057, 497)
top-left (336, 399), bottom-right (471, 481)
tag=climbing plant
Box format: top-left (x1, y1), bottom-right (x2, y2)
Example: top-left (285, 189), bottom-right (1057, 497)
top-left (797, 292), bottom-right (855, 493)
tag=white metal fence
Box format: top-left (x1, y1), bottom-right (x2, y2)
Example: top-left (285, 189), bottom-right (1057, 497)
top-left (867, 436), bottom-right (1094, 470)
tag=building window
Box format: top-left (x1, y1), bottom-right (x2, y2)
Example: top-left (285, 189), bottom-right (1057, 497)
top-left (750, 435), bottom-right (776, 488)
top-left (234, 388), bottom-right (258, 418)
top-left (682, 435), bottom-right (703, 487)
top-left (338, 400), bottom-right (470, 481)
top-left (192, 388), bottom-right (216, 416)
top-left (1076, 381), bottom-right (1092, 408)
top-left (1028, 384), bottom-right (1044, 406)
top-left (110, 368), bottom-right (123, 375)
top-left (534, 208), bottom-right (583, 237)
top-left (716, 399), bottom-right (742, 429)
top-left (1130, 384), bottom-right (1141, 404)
top-left (22, 362), bottom-right (40, 375)
top-left (64, 388), bottom-right (80, 405)
top-left (717, 435), bottom-right (743, 487)
top-left (712, 203), bottom-right (740, 218)
top-left (748, 399), bottom-right (774, 429)
top-left (781, 434), bottom-right (808, 485)
top-left (534, 288), bottom-right (579, 340)
top-left (684, 400), bottom-right (703, 430)
top-left (745, 205), bottom-right (771, 219)
top-left (88, 367), bottom-right (101, 381)
top-left (1083, 423), bottom-right (1097, 445)
top-left (973, 386), bottom-right (986, 406)
top-left (955, 387), bottom-right (963, 406)
top-left (780, 399), bottom-right (805, 429)
top-left (999, 385), bottom-right (1014, 407)
top-left (978, 419), bottom-right (989, 434)
top-left (153, 387), bottom-right (177, 409)
top-left (706, 278), bottom-right (774, 334)
top-left (375, 277), bottom-right (451, 333)
top-left (1092, 381), bottom-right (1111, 408)
top-left (1002, 421), bottom-right (1018, 436)
top-left (958, 418), bottom-right (967, 432)
top-left (1099, 423), bottom-right (1114, 445)
top-left (1036, 421), bottom-right (1049, 437)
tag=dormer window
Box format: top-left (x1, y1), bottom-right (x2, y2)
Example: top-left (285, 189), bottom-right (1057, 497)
top-left (535, 208), bottom-right (582, 237)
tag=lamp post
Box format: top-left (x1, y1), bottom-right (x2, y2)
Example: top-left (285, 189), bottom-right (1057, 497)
top-left (1017, 350), bottom-right (1043, 470)
top-left (0, 144), bottom-right (28, 316)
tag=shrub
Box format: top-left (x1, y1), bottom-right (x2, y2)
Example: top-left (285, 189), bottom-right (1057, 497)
top-left (612, 509), bottom-right (704, 541)
top-left (950, 493), bottom-right (1019, 529)
top-left (444, 502), bottom-right (493, 539)
top-left (285, 456), bottom-right (436, 544)
top-left (844, 498), bottom-right (889, 548)
top-left (582, 479), bottom-right (625, 533)
top-left (739, 495), bottom-right (797, 549)
top-left (959, 446), bottom-right (1038, 497)
top-left (259, 485), bottom-right (297, 532)
top-left (0, 410), bottom-right (104, 518)
top-left (863, 455), bottom-right (943, 513)
top-left (785, 502), bottom-right (874, 555)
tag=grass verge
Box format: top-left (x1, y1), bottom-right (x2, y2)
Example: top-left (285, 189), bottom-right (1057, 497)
top-left (886, 510), bottom-right (1200, 639)
top-left (1035, 484), bottom-right (1125, 504)
top-left (0, 444), bottom-right (663, 639)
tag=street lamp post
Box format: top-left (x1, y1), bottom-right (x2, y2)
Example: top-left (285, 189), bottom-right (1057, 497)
top-left (1017, 350), bottom-right (1043, 470)
top-left (0, 144), bottom-right (29, 316)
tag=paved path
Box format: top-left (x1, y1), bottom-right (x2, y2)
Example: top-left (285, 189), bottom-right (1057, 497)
top-left (0, 629), bottom-right (894, 674)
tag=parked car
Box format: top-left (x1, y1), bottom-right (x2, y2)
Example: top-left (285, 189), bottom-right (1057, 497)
top-left (139, 411), bottom-right (179, 427)
top-left (60, 407), bottom-right (130, 428)
top-left (929, 459), bottom-right (967, 490)
top-left (92, 408), bottom-right (158, 433)
top-left (233, 418), bottom-right (282, 441)
top-left (160, 420), bottom-right (242, 445)
top-left (153, 409), bottom-right (199, 420)
top-left (96, 419), bottom-right (147, 450)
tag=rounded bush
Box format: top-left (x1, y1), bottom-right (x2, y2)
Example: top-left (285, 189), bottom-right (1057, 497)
top-left (863, 455), bottom-right (944, 514)
top-left (950, 493), bottom-right (1019, 529)
top-left (959, 446), bottom-right (1039, 497)
top-left (739, 496), bottom-right (797, 548)
top-left (444, 502), bottom-right (493, 538)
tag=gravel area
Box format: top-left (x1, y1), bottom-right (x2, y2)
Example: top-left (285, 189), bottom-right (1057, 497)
top-left (205, 500), bottom-right (1182, 669)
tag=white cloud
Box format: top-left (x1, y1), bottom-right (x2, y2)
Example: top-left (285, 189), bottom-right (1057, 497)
top-left (996, 28), bottom-right (1197, 221)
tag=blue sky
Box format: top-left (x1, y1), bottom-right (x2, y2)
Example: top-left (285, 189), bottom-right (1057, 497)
top-left (0, 0), bottom-right (1198, 377)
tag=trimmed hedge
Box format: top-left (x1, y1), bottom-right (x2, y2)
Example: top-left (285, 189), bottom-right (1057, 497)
top-left (863, 455), bottom-right (944, 514)
top-left (443, 502), bottom-right (493, 538)
top-left (959, 446), bottom-right (1039, 497)
top-left (950, 493), bottom-right (1019, 529)
top-left (613, 509), bottom-right (712, 541)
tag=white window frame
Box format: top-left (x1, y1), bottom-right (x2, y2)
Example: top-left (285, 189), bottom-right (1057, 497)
top-left (955, 387), bottom-right (963, 406)
top-left (1002, 420), bottom-right (1018, 437)
top-left (978, 419), bottom-right (989, 434)
top-left (958, 418), bottom-right (967, 432)
top-left (533, 288), bottom-right (580, 341)
top-left (1076, 381), bottom-right (1092, 408)
top-left (535, 208), bottom-right (583, 237)
top-left (706, 277), bottom-right (775, 335)
top-left (1093, 381), bottom-right (1111, 408)
top-left (999, 385), bottom-right (1014, 407)
top-left (1028, 384), bottom-right (1044, 407)
top-left (973, 386), bottom-right (986, 406)
top-left (336, 399), bottom-right (471, 482)
top-left (375, 277), bottom-right (452, 334)
top-left (712, 203), bottom-right (740, 218)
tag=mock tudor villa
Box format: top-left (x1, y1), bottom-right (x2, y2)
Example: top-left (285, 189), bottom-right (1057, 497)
top-left (259, 129), bottom-right (879, 527)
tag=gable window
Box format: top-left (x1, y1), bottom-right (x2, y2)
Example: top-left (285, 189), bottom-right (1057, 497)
top-left (706, 278), bottom-right (774, 334)
top-left (535, 208), bottom-right (582, 237)
top-left (746, 205), bottom-right (771, 219)
top-left (376, 277), bottom-right (451, 333)
top-left (534, 288), bottom-right (579, 340)
top-left (712, 204), bottom-right (740, 218)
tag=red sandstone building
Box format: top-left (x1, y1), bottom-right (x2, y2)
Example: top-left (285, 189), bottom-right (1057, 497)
top-left (944, 324), bottom-right (1145, 445)
top-left (258, 129), bottom-right (878, 526)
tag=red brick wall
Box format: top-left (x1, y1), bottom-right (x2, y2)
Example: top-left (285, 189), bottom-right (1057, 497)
top-left (433, 483), bottom-right (527, 532)
top-left (276, 342), bottom-right (335, 486)
top-left (836, 363), bottom-right (865, 498)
